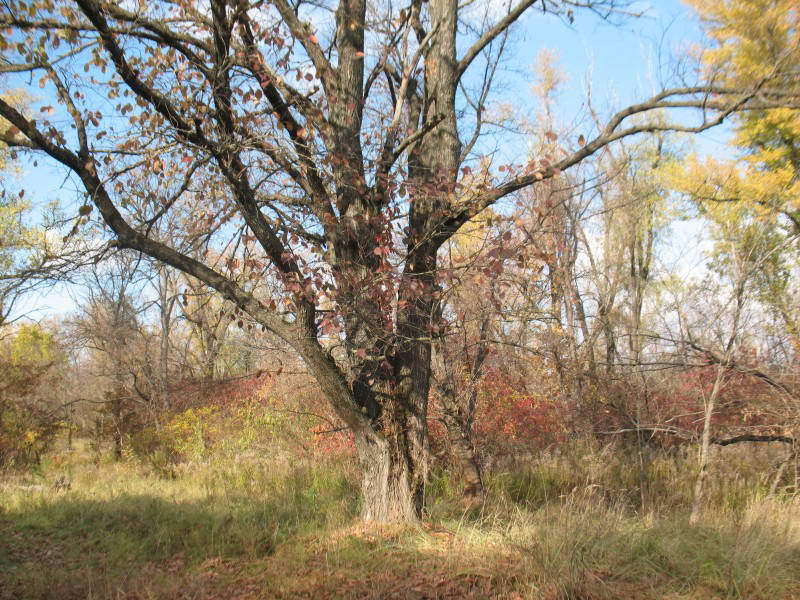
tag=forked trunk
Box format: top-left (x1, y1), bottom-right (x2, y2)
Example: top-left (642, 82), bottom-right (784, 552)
top-left (295, 335), bottom-right (430, 523)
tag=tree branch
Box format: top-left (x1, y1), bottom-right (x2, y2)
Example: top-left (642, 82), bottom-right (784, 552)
top-left (457, 0), bottom-right (539, 80)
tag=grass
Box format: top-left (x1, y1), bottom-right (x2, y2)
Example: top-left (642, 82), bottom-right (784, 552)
top-left (1, 439), bottom-right (799, 599)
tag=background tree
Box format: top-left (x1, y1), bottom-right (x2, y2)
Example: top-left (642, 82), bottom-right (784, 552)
top-left (672, 0), bottom-right (800, 339)
top-left (69, 253), bottom-right (154, 458)
top-left (0, 321), bottom-right (67, 469)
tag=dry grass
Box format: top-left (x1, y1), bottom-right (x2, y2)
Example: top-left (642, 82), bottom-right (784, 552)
top-left (1, 439), bottom-right (799, 599)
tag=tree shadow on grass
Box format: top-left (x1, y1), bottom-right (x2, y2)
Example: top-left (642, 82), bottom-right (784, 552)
top-left (3, 489), bottom-right (800, 600)
top-left (0, 477), bottom-right (358, 600)
top-left (0, 491), bottom-right (530, 600)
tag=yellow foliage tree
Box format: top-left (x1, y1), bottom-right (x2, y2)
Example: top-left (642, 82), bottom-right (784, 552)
top-left (676, 0), bottom-right (800, 228)
top-left (665, 0), bottom-right (800, 341)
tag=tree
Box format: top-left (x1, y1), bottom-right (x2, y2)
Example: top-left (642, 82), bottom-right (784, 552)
top-left (0, 89), bottom-right (40, 324)
top-left (0, 0), bottom-right (796, 521)
top-left (657, 225), bottom-right (793, 521)
top-left (686, 0), bottom-right (799, 233)
top-left (69, 253), bottom-right (155, 458)
top-left (665, 3), bottom-right (800, 474)
top-left (0, 322), bottom-right (66, 469)
top-left (0, 193), bottom-right (35, 323)
top-left (432, 211), bottom-right (498, 502)
top-left (179, 274), bottom-right (235, 381)
top-left (668, 0), bottom-right (800, 352)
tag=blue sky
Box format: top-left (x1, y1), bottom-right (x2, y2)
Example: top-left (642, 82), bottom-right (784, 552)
top-left (9, 0), bottom-right (724, 320)
top-left (506, 0), bottom-right (731, 149)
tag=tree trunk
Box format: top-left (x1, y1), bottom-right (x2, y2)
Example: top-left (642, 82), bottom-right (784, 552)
top-left (356, 429), bottom-right (425, 522)
top-left (354, 388), bottom-right (428, 521)
top-left (690, 279), bottom-right (745, 523)
top-left (158, 266), bottom-right (174, 411)
top-left (113, 400), bottom-right (123, 461)
top-left (294, 331), bottom-right (429, 522)
top-left (439, 404), bottom-right (484, 501)
top-left (690, 369), bottom-right (723, 523)
top-left (768, 449), bottom-right (795, 497)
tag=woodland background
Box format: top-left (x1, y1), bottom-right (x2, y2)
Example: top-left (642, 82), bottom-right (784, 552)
top-left (1, 0), bottom-right (800, 598)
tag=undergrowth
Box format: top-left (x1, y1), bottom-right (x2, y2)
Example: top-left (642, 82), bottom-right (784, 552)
top-left (1, 438), bottom-right (798, 599)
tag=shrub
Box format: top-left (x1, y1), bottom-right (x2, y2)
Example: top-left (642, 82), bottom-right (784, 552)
top-left (0, 325), bottom-right (65, 470)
